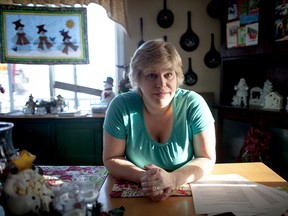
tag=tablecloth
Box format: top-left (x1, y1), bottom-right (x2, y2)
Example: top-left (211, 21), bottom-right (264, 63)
top-left (41, 165), bottom-right (108, 190)
top-left (110, 179), bottom-right (192, 198)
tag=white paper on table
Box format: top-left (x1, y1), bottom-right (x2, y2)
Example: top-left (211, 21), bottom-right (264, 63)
top-left (190, 174), bottom-right (288, 216)
top-left (250, 183), bottom-right (288, 216)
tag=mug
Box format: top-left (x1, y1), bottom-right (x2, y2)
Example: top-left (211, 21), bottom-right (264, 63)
top-left (35, 107), bottom-right (47, 115)
top-left (22, 107), bottom-right (33, 115)
top-left (50, 106), bottom-right (61, 114)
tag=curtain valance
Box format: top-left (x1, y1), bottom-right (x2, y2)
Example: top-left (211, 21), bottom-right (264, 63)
top-left (1, 0), bottom-right (128, 34)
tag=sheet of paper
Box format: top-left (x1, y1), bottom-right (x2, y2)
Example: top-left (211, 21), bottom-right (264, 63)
top-left (190, 174), bottom-right (288, 216)
top-left (250, 184), bottom-right (288, 216)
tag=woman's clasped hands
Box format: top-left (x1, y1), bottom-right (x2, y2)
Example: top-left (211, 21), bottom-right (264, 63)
top-left (140, 164), bottom-right (176, 201)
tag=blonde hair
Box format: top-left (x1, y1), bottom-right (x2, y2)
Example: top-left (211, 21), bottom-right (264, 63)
top-left (129, 39), bottom-right (184, 93)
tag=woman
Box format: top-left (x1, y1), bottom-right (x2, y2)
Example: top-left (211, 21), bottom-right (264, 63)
top-left (103, 39), bottom-right (216, 201)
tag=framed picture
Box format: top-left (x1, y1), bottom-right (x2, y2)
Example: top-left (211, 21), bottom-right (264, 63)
top-left (226, 20), bottom-right (239, 48)
top-left (245, 22), bottom-right (258, 46)
top-left (275, 2), bottom-right (288, 42)
top-left (227, 0), bottom-right (239, 21)
top-left (0, 5), bottom-right (89, 64)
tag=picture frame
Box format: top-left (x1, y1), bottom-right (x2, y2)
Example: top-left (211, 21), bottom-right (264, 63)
top-left (245, 22), bottom-right (258, 46)
top-left (226, 0), bottom-right (260, 49)
top-left (0, 5), bottom-right (89, 64)
top-left (275, 2), bottom-right (288, 42)
top-left (226, 20), bottom-right (239, 48)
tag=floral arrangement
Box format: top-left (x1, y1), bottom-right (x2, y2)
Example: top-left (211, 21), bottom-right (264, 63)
top-left (237, 127), bottom-right (271, 162)
top-left (117, 65), bottom-right (131, 94)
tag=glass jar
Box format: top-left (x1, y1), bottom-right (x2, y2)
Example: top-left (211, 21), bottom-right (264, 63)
top-left (0, 122), bottom-right (17, 174)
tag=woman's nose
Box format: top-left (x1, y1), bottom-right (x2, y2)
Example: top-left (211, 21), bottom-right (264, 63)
top-left (156, 76), bottom-right (166, 87)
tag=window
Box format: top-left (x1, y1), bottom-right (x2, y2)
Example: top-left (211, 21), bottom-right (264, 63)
top-left (0, 4), bottom-right (123, 113)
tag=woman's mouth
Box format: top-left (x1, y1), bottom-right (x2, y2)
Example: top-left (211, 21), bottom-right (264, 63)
top-left (153, 92), bottom-right (169, 98)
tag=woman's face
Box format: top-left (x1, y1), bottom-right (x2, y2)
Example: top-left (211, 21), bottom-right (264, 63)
top-left (139, 69), bottom-right (177, 109)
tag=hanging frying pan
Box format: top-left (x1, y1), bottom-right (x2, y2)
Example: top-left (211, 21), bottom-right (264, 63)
top-left (204, 33), bottom-right (221, 68)
top-left (163, 35), bottom-right (167, 42)
top-left (157, 0), bottom-right (174, 28)
top-left (179, 11), bottom-right (199, 52)
top-left (207, 0), bottom-right (225, 19)
top-left (138, 17), bottom-right (145, 47)
top-left (184, 58), bottom-right (198, 86)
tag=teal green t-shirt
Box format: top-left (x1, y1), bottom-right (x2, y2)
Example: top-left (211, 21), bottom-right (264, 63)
top-left (103, 88), bottom-right (214, 171)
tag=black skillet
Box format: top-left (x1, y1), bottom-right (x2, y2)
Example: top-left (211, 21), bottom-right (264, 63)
top-left (184, 58), bottom-right (198, 86)
top-left (204, 33), bottom-right (221, 68)
top-left (157, 0), bottom-right (174, 28)
top-left (207, 0), bottom-right (225, 19)
top-left (179, 11), bottom-right (199, 52)
top-left (138, 17), bottom-right (145, 47)
top-left (163, 35), bottom-right (167, 42)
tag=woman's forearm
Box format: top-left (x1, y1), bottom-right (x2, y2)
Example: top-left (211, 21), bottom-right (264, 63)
top-left (104, 157), bottom-right (146, 183)
top-left (172, 157), bottom-right (215, 188)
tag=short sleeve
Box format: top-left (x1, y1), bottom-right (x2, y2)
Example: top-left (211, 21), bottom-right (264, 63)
top-left (187, 92), bottom-right (215, 135)
top-left (103, 95), bottom-right (128, 139)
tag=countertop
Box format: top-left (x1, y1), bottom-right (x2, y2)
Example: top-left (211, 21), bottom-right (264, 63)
top-left (0, 110), bottom-right (105, 119)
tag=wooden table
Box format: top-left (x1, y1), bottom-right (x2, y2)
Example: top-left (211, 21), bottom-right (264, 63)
top-left (97, 162), bottom-right (288, 216)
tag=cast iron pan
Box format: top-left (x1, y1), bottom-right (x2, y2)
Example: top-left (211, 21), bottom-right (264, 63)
top-left (207, 0), bottom-right (225, 19)
top-left (163, 35), bottom-right (167, 42)
top-left (138, 17), bottom-right (145, 47)
top-left (204, 33), bottom-right (221, 68)
top-left (157, 0), bottom-right (174, 28)
top-left (184, 58), bottom-right (198, 86)
top-left (179, 11), bottom-right (199, 52)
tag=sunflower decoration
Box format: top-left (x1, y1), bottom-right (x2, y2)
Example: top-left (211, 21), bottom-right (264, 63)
top-left (117, 65), bottom-right (131, 94)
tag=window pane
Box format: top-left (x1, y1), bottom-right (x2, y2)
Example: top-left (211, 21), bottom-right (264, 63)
top-left (0, 64), bottom-right (9, 112)
top-left (54, 4), bottom-right (117, 110)
top-left (0, 64), bottom-right (50, 112)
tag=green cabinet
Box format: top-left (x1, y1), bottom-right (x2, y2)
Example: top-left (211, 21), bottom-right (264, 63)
top-left (55, 119), bottom-right (103, 165)
top-left (4, 119), bottom-right (55, 165)
top-left (0, 115), bottom-right (104, 165)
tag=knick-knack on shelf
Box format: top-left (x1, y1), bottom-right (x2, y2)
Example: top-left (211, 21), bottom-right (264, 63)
top-left (56, 94), bottom-right (65, 112)
top-left (260, 80), bottom-right (273, 106)
top-left (263, 91), bottom-right (283, 110)
top-left (231, 78), bottom-right (249, 107)
top-left (24, 94), bottom-right (37, 114)
top-left (101, 77), bottom-right (115, 105)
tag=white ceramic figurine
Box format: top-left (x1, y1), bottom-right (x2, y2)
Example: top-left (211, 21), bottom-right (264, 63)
top-left (231, 78), bottom-right (249, 107)
top-left (100, 77), bottom-right (115, 105)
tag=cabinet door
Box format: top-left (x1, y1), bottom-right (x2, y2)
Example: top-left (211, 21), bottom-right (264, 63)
top-left (56, 121), bottom-right (103, 165)
top-left (9, 120), bottom-right (54, 165)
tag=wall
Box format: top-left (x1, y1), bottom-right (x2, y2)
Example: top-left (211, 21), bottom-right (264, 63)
top-left (122, 0), bottom-right (221, 103)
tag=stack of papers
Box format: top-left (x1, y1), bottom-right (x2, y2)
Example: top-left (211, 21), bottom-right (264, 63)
top-left (58, 110), bottom-right (82, 117)
top-left (190, 174), bottom-right (288, 216)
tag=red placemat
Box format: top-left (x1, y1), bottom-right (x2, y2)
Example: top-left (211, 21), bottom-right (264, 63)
top-left (110, 179), bottom-right (192, 198)
top-left (41, 166), bottom-right (108, 190)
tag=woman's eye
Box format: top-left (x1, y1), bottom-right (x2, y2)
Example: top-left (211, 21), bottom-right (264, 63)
top-left (145, 74), bottom-right (157, 80)
top-left (165, 72), bottom-right (174, 79)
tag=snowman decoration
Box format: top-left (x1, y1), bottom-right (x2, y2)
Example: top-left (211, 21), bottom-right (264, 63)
top-left (3, 150), bottom-right (54, 215)
top-left (100, 77), bottom-right (115, 105)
